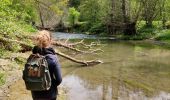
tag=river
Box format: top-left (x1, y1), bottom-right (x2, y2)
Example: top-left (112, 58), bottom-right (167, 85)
top-left (53, 32), bottom-right (170, 100)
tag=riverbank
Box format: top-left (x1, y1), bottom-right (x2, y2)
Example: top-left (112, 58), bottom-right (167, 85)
top-left (0, 52), bottom-right (29, 100)
top-left (7, 79), bottom-right (67, 100)
top-left (0, 51), bottom-right (67, 100)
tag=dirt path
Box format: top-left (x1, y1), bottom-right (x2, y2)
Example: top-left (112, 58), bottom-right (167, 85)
top-left (8, 80), bottom-right (32, 100)
top-left (7, 79), bottom-right (66, 100)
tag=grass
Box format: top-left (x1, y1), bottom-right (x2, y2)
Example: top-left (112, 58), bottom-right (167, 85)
top-left (0, 49), bottom-right (12, 59)
top-left (14, 56), bottom-right (27, 65)
top-left (0, 72), bottom-right (5, 86)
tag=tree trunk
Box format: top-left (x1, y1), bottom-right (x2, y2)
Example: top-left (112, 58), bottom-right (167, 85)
top-left (122, 0), bottom-right (128, 23)
top-left (121, 0), bottom-right (137, 35)
top-left (124, 22), bottom-right (137, 35)
top-left (35, 0), bottom-right (45, 28)
top-left (107, 0), bottom-right (115, 35)
top-left (55, 51), bottom-right (102, 66)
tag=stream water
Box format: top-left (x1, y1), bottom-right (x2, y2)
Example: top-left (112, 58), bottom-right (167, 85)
top-left (53, 32), bottom-right (170, 100)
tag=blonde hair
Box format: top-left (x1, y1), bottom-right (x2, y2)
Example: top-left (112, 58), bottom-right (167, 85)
top-left (34, 30), bottom-right (52, 48)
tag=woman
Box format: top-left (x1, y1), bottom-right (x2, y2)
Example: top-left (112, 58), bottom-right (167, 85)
top-left (31, 30), bottom-right (62, 100)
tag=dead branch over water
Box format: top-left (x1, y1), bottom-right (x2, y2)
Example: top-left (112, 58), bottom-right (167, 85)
top-left (0, 37), bottom-right (103, 66)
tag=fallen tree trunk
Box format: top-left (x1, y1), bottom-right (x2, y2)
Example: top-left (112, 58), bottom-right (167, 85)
top-left (55, 50), bottom-right (103, 66)
top-left (0, 37), bottom-right (103, 66)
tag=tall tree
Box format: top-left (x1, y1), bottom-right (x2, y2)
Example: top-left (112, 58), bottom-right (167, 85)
top-left (79, 0), bottom-right (103, 32)
top-left (18, 0), bottom-right (68, 29)
top-left (160, 0), bottom-right (167, 29)
top-left (141, 0), bottom-right (162, 27)
top-left (106, 0), bottom-right (142, 35)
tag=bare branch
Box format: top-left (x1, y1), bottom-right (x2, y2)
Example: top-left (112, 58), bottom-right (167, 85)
top-left (55, 50), bottom-right (103, 66)
top-left (53, 41), bottom-right (102, 54)
top-left (0, 37), bottom-right (103, 66)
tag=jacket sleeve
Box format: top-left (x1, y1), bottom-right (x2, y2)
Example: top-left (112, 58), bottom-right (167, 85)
top-left (52, 56), bottom-right (62, 86)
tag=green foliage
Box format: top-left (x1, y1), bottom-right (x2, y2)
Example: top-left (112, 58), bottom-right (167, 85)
top-left (165, 21), bottom-right (170, 29)
top-left (133, 21), bottom-right (164, 40)
top-left (14, 56), bottom-right (26, 65)
top-left (0, 72), bottom-right (5, 86)
top-left (71, 0), bottom-right (170, 36)
top-left (138, 26), bottom-right (157, 34)
top-left (155, 29), bottom-right (170, 40)
top-left (0, 0), bottom-right (37, 52)
top-left (120, 33), bottom-right (153, 40)
top-left (88, 23), bottom-right (107, 34)
top-left (68, 7), bottom-right (80, 26)
top-left (0, 48), bottom-right (11, 58)
top-left (79, 0), bottom-right (101, 23)
top-left (78, 0), bottom-right (108, 33)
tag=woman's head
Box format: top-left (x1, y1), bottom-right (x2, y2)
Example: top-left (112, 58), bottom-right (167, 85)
top-left (34, 30), bottom-right (52, 48)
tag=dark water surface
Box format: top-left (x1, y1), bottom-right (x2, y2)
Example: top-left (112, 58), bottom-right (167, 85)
top-left (53, 33), bottom-right (170, 100)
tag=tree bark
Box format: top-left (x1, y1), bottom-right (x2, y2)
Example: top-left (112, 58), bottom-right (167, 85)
top-left (111, 0), bottom-right (115, 35)
top-left (121, 0), bottom-right (137, 35)
top-left (122, 0), bottom-right (128, 23)
top-left (35, 0), bottom-right (45, 28)
top-left (124, 22), bottom-right (137, 35)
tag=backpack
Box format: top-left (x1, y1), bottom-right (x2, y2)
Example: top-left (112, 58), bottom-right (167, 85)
top-left (22, 54), bottom-right (51, 91)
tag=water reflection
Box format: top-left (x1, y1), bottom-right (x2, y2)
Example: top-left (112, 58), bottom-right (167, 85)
top-left (62, 75), bottom-right (112, 100)
top-left (59, 40), bottom-right (170, 100)
top-left (62, 75), bottom-right (170, 100)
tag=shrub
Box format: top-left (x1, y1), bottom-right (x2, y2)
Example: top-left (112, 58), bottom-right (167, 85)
top-left (88, 22), bottom-right (107, 35)
top-left (165, 21), bottom-right (170, 29)
top-left (155, 29), bottom-right (170, 40)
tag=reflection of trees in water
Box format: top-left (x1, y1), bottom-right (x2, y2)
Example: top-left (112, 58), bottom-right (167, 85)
top-left (62, 41), bottom-right (170, 99)
top-left (72, 60), bottom-right (170, 98)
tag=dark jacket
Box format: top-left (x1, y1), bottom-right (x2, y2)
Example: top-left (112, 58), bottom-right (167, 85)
top-left (31, 46), bottom-right (62, 99)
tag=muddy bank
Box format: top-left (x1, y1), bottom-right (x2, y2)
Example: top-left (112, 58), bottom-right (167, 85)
top-left (0, 58), bottom-right (23, 100)
top-left (8, 80), bottom-right (67, 100)
top-left (0, 52), bottom-right (30, 100)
